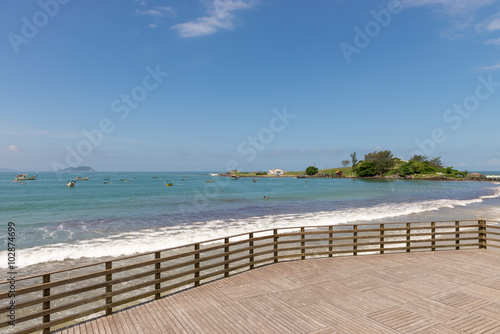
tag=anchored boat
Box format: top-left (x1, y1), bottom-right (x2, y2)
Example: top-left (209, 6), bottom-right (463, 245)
top-left (15, 174), bottom-right (37, 181)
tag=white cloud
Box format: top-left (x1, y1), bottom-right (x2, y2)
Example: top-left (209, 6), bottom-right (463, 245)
top-left (480, 63), bottom-right (500, 71)
top-left (172, 0), bottom-right (257, 38)
top-left (401, 0), bottom-right (498, 38)
top-left (148, 24), bottom-right (158, 30)
top-left (136, 6), bottom-right (176, 17)
top-left (487, 17), bottom-right (500, 31)
top-left (0, 145), bottom-right (19, 152)
top-left (401, 0), bottom-right (497, 16)
top-left (485, 38), bottom-right (500, 45)
top-left (476, 13), bottom-right (500, 32)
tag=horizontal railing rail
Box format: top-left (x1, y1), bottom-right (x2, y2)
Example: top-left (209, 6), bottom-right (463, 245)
top-left (1, 220), bottom-right (499, 334)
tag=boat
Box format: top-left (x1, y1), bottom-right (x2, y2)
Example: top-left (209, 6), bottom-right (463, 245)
top-left (15, 174), bottom-right (37, 181)
top-left (67, 181), bottom-right (75, 187)
top-left (166, 183), bottom-right (173, 187)
top-left (205, 180), bottom-right (214, 183)
top-left (75, 176), bottom-right (89, 181)
top-left (231, 175), bottom-right (240, 180)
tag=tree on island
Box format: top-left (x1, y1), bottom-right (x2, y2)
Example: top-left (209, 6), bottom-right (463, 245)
top-left (409, 154), bottom-right (427, 162)
top-left (305, 166), bottom-right (319, 175)
top-left (398, 155), bottom-right (446, 176)
top-left (398, 164), bottom-right (414, 177)
top-left (350, 152), bottom-right (358, 169)
top-left (341, 160), bottom-right (350, 167)
top-left (356, 161), bottom-right (377, 177)
top-left (364, 150), bottom-right (395, 176)
top-left (409, 155), bottom-right (443, 168)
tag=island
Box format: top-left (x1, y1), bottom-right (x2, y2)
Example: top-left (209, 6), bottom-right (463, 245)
top-left (58, 166), bottom-right (96, 172)
top-left (220, 150), bottom-right (498, 181)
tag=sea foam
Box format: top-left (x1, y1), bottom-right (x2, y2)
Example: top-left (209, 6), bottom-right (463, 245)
top-left (3, 190), bottom-right (499, 269)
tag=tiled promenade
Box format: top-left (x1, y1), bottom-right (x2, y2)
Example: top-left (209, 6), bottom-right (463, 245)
top-left (58, 250), bottom-right (500, 333)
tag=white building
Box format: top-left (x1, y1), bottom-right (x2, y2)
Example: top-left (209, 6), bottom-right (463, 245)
top-left (269, 169), bottom-right (285, 176)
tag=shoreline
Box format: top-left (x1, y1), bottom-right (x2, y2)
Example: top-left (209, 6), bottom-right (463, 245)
top-left (219, 174), bottom-right (500, 182)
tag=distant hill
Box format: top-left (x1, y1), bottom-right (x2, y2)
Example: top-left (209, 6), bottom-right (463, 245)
top-left (58, 166), bottom-right (96, 172)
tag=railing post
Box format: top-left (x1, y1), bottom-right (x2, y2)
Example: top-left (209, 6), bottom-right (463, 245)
top-left (249, 233), bottom-right (254, 270)
top-left (194, 244), bottom-right (200, 287)
top-left (353, 225), bottom-right (358, 256)
top-left (328, 226), bottom-right (333, 257)
top-left (155, 252), bottom-right (161, 300)
top-left (42, 274), bottom-right (50, 334)
top-left (455, 221), bottom-right (460, 250)
top-left (301, 227), bottom-right (306, 260)
top-left (479, 220), bottom-right (487, 249)
top-left (406, 223), bottom-right (411, 253)
top-left (224, 238), bottom-right (230, 277)
top-left (105, 262), bottom-right (112, 316)
top-left (380, 224), bottom-right (385, 255)
top-left (431, 222), bottom-right (436, 251)
top-left (273, 229), bottom-right (279, 263)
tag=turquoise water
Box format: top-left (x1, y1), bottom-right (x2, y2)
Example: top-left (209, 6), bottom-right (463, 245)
top-left (1, 172), bottom-right (500, 269)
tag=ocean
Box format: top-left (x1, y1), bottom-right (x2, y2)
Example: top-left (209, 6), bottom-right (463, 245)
top-left (2, 171), bottom-right (500, 275)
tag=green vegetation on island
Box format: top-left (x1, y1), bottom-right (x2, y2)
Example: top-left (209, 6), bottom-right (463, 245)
top-left (303, 150), bottom-right (473, 180)
top-left (58, 166), bottom-right (96, 172)
top-left (222, 149), bottom-right (485, 180)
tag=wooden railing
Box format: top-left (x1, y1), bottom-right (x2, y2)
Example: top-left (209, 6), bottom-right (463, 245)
top-left (1, 220), bottom-right (499, 334)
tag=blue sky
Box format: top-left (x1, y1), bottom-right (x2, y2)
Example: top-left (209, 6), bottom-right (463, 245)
top-left (1, 0), bottom-right (500, 172)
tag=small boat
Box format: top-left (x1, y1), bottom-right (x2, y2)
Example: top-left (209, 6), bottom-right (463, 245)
top-left (153, 176), bottom-right (158, 179)
top-left (252, 178), bottom-right (259, 181)
top-left (231, 175), bottom-right (240, 180)
top-left (67, 181), bottom-right (75, 187)
top-left (75, 176), bottom-right (89, 181)
top-left (120, 179), bottom-right (127, 181)
top-left (206, 180), bottom-right (214, 183)
top-left (103, 182), bottom-right (108, 184)
top-left (166, 183), bottom-right (173, 187)
top-left (15, 174), bottom-right (37, 181)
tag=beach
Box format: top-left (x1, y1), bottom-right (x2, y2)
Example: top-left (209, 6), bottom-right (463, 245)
top-left (1, 171), bottom-right (500, 278)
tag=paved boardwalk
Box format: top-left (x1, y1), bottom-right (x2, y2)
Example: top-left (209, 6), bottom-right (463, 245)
top-left (58, 250), bottom-right (500, 333)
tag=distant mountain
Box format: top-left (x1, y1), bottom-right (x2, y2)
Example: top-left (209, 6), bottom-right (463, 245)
top-left (58, 166), bottom-right (96, 172)
top-left (0, 168), bottom-right (15, 172)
